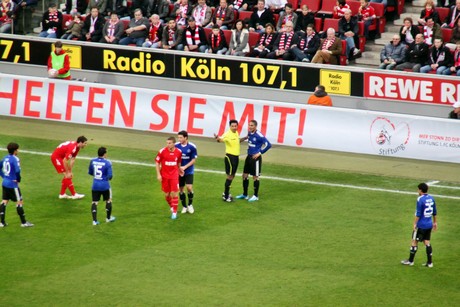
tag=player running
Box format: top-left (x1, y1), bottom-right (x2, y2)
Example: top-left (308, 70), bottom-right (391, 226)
top-left (175, 131), bottom-right (197, 214)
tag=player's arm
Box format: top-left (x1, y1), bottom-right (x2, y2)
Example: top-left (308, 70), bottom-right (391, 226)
top-left (240, 135), bottom-right (248, 142)
top-left (260, 137), bottom-right (272, 154)
top-left (182, 158), bottom-right (196, 170)
top-left (15, 162), bottom-right (21, 183)
top-left (107, 162), bottom-right (113, 181)
top-left (432, 215), bottom-right (437, 231)
top-left (88, 161), bottom-right (93, 176)
top-left (413, 216), bottom-right (419, 231)
top-left (155, 161), bottom-right (162, 181)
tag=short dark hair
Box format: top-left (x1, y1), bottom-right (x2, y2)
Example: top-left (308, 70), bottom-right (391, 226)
top-left (316, 85), bottom-right (326, 92)
top-left (7, 142), bottom-right (19, 154)
top-left (55, 41), bottom-right (63, 48)
top-left (229, 119), bottom-right (238, 126)
top-left (250, 119), bottom-right (258, 126)
top-left (167, 136), bottom-right (176, 143)
top-left (178, 130), bottom-right (188, 138)
top-left (77, 136), bottom-right (88, 143)
top-left (418, 183), bottom-right (429, 193)
top-left (98, 147), bottom-right (107, 157)
top-left (285, 3), bottom-right (292, 9)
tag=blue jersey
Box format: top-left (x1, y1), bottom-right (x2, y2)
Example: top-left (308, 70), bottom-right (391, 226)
top-left (247, 130), bottom-right (272, 155)
top-left (415, 194), bottom-right (437, 229)
top-left (88, 157), bottom-right (113, 191)
top-left (0, 154), bottom-right (21, 189)
top-left (175, 141), bottom-right (198, 176)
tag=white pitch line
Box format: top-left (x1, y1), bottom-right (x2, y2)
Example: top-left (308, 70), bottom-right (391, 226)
top-left (10, 149), bottom-right (460, 200)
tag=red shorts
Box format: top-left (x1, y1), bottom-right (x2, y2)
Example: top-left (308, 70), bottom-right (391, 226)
top-left (51, 155), bottom-right (65, 173)
top-left (161, 177), bottom-right (179, 193)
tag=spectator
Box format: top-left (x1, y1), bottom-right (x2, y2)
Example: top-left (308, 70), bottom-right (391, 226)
top-left (86, 0), bottom-right (107, 16)
top-left (423, 16), bottom-right (442, 45)
top-left (370, 0), bottom-right (387, 9)
top-left (311, 28), bottom-right (343, 64)
top-left (338, 9), bottom-right (361, 60)
top-left (418, 0), bottom-right (440, 25)
top-left (100, 12), bottom-right (125, 44)
top-left (61, 13), bottom-right (83, 40)
top-left (148, 0), bottom-right (169, 22)
top-left (379, 34), bottom-right (405, 69)
top-left (265, 0), bottom-right (287, 14)
top-left (81, 7), bottom-right (105, 42)
top-left (267, 20), bottom-right (297, 60)
top-left (171, 0), bottom-right (192, 27)
top-left (247, 23), bottom-right (277, 58)
top-left (65, 0), bottom-right (87, 15)
top-left (132, 0), bottom-right (149, 17)
top-left (420, 38), bottom-right (453, 73)
top-left (358, 0), bottom-right (376, 40)
top-left (207, 24), bottom-right (228, 54)
top-left (208, 0), bottom-right (235, 30)
top-left (442, 0), bottom-right (460, 28)
top-left (400, 17), bottom-right (420, 45)
top-left (14, 0), bottom-right (39, 35)
top-left (226, 19), bottom-right (250, 56)
top-left (291, 23), bottom-right (319, 62)
top-left (184, 16), bottom-right (208, 52)
top-left (448, 101), bottom-right (460, 118)
top-left (446, 18), bottom-right (460, 49)
top-left (249, 0), bottom-right (275, 33)
top-left (38, 3), bottom-right (63, 39)
top-left (106, 0), bottom-right (128, 18)
top-left (295, 4), bottom-right (315, 32)
top-left (333, 0), bottom-right (350, 19)
top-left (142, 14), bottom-right (163, 48)
top-left (438, 0), bottom-right (455, 8)
top-left (119, 8), bottom-right (150, 46)
top-left (0, 0), bottom-right (15, 34)
top-left (395, 33), bottom-right (430, 72)
top-left (230, 0), bottom-right (255, 12)
top-left (162, 19), bottom-right (185, 50)
top-left (443, 41), bottom-right (460, 74)
top-left (277, 3), bottom-right (297, 32)
top-left (307, 85), bottom-right (333, 106)
top-left (191, 0), bottom-right (212, 27)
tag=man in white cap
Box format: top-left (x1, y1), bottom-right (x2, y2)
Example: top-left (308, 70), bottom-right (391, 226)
top-left (448, 101), bottom-right (460, 119)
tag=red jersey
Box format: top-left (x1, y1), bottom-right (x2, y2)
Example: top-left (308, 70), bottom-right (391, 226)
top-left (360, 5), bottom-right (375, 19)
top-left (52, 141), bottom-right (80, 160)
top-left (155, 147), bottom-right (182, 179)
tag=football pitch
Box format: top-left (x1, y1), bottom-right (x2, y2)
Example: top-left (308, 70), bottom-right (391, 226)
top-left (1, 119), bottom-right (459, 306)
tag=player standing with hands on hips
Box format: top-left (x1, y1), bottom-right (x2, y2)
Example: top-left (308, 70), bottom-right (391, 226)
top-left (214, 119), bottom-right (246, 202)
top-left (175, 131), bottom-right (197, 214)
top-left (51, 136), bottom-right (87, 199)
top-left (88, 147), bottom-right (115, 226)
top-left (401, 183), bottom-right (437, 268)
top-left (236, 120), bottom-right (271, 202)
top-left (156, 137), bottom-right (184, 220)
top-left (0, 143), bottom-right (34, 228)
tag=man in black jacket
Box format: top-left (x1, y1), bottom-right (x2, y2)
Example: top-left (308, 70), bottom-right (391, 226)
top-left (291, 24), bottom-right (320, 62)
top-left (395, 34), bottom-right (430, 72)
top-left (249, 0), bottom-right (274, 33)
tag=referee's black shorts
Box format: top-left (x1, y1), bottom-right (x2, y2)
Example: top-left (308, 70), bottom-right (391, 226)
top-left (243, 154), bottom-right (262, 176)
top-left (225, 154), bottom-right (239, 176)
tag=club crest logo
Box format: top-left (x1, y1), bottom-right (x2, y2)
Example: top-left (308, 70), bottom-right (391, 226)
top-left (370, 117), bottom-right (410, 156)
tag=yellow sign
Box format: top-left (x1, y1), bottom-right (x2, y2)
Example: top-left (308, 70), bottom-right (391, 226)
top-left (319, 69), bottom-right (351, 96)
top-left (51, 44), bottom-right (82, 69)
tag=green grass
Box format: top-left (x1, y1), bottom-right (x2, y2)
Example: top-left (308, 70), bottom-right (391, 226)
top-left (1, 135), bottom-right (459, 306)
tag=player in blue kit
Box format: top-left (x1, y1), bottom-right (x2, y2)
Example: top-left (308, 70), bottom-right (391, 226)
top-left (401, 183), bottom-right (438, 268)
top-left (0, 143), bottom-right (34, 228)
top-left (236, 120), bottom-right (272, 202)
top-left (175, 131), bottom-right (197, 214)
top-left (88, 147), bottom-right (116, 225)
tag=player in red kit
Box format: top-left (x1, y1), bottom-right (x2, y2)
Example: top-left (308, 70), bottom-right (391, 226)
top-left (51, 136), bottom-right (88, 200)
top-left (155, 136), bottom-right (184, 220)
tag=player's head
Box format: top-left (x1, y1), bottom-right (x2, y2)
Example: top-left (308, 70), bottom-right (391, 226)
top-left (178, 130), bottom-right (188, 144)
top-left (249, 120), bottom-right (258, 133)
top-left (229, 119), bottom-right (238, 132)
top-left (167, 136), bottom-right (176, 149)
top-left (418, 183), bottom-right (429, 194)
top-left (77, 136), bottom-right (88, 149)
top-left (98, 146), bottom-right (107, 158)
top-left (7, 142), bottom-right (19, 155)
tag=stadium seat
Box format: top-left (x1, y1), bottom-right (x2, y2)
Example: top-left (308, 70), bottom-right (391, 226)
top-left (437, 7), bottom-right (450, 25)
top-left (369, 2), bottom-right (386, 34)
top-left (238, 10), bottom-right (253, 23)
top-left (358, 21), bottom-right (366, 52)
top-left (442, 28), bottom-right (452, 43)
top-left (223, 29), bottom-right (232, 46)
top-left (346, 0), bottom-right (361, 16)
top-left (287, 0), bottom-right (299, 11)
top-left (317, 0), bottom-right (337, 18)
top-left (300, 0), bottom-right (321, 14)
top-left (62, 13), bottom-right (73, 31)
top-left (248, 31), bottom-right (260, 52)
top-left (322, 18), bottom-right (339, 32)
top-left (314, 17), bottom-right (322, 32)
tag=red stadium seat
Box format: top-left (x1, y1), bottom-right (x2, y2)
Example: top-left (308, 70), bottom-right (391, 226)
top-left (358, 21), bottom-right (366, 52)
top-left (62, 13), bottom-right (73, 31)
top-left (442, 28), bottom-right (452, 43)
top-left (300, 0), bottom-right (321, 14)
top-left (346, 0), bottom-right (360, 16)
top-left (314, 17), bottom-right (322, 32)
top-left (238, 10), bottom-right (253, 23)
top-left (317, 0), bottom-right (338, 18)
top-left (322, 18), bottom-right (339, 32)
top-left (437, 7), bottom-right (450, 24)
top-left (223, 29), bottom-right (232, 45)
top-left (248, 31), bottom-right (260, 52)
top-left (287, 0), bottom-right (299, 11)
top-left (369, 2), bottom-right (386, 34)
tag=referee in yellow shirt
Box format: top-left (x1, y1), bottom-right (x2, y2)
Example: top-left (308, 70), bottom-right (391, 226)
top-left (214, 119), bottom-right (247, 202)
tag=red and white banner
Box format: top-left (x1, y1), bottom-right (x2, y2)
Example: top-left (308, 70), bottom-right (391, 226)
top-left (364, 72), bottom-right (460, 105)
top-left (1, 73), bottom-right (460, 162)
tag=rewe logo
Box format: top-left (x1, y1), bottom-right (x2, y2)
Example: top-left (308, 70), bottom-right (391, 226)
top-left (370, 117), bottom-right (410, 156)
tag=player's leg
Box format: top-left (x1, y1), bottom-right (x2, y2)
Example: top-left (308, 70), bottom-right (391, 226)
top-left (104, 189), bottom-right (115, 223)
top-left (179, 176), bottom-right (187, 212)
top-left (237, 156), bottom-right (250, 199)
top-left (186, 177), bottom-right (194, 214)
top-left (401, 229), bottom-right (418, 265)
top-left (424, 239), bottom-right (433, 267)
top-left (15, 189), bottom-right (33, 227)
top-left (91, 190), bottom-right (101, 225)
top-left (170, 178), bottom-right (180, 218)
top-left (52, 157), bottom-right (70, 198)
top-left (0, 188), bottom-right (8, 226)
top-left (162, 179), bottom-right (172, 209)
top-left (249, 156), bottom-right (261, 202)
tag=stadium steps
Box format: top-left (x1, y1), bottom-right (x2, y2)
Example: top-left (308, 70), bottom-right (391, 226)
top-left (353, 0), bottom-right (424, 68)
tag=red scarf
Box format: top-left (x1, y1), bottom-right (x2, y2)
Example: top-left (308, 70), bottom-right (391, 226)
top-left (233, 0), bottom-right (243, 9)
top-left (211, 32), bottom-right (222, 49)
top-left (108, 21), bottom-right (117, 37)
top-left (299, 32), bottom-right (315, 50)
top-left (149, 23), bottom-right (161, 42)
top-left (424, 26), bottom-right (433, 45)
top-left (176, 5), bottom-right (188, 23)
top-left (322, 36), bottom-right (336, 50)
top-left (168, 28), bottom-right (176, 44)
top-left (0, 2), bottom-right (13, 23)
top-left (217, 7), bottom-right (226, 20)
top-left (424, 8), bottom-right (433, 19)
top-left (259, 33), bottom-right (273, 46)
top-left (282, 14), bottom-right (293, 27)
top-left (193, 5), bottom-right (207, 24)
top-left (279, 32), bottom-right (293, 50)
top-left (186, 27), bottom-right (201, 45)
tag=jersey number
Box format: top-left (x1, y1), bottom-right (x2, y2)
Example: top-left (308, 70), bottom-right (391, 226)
top-left (423, 202), bottom-right (434, 218)
top-left (93, 165), bottom-right (103, 179)
top-left (2, 161), bottom-right (11, 176)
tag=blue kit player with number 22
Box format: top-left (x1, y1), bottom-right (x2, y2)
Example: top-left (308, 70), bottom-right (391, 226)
top-left (88, 147), bottom-right (116, 226)
top-left (401, 183), bottom-right (437, 268)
